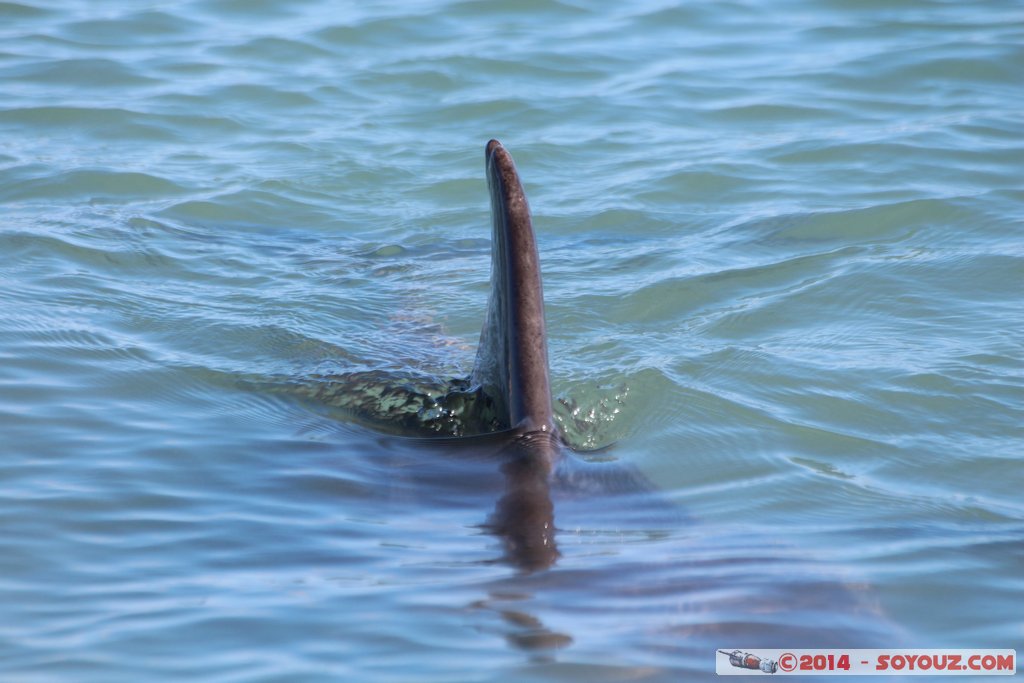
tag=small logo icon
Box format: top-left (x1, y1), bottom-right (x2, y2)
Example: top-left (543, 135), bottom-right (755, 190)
top-left (719, 650), bottom-right (778, 674)
top-left (777, 652), bottom-right (797, 672)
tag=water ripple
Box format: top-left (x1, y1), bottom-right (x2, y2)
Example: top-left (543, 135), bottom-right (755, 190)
top-left (1, 0), bottom-right (1021, 679)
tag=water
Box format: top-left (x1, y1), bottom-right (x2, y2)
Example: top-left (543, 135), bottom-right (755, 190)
top-left (2, 0), bottom-right (1022, 680)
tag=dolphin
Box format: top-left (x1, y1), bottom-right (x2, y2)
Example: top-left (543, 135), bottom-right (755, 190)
top-left (249, 141), bottom-right (896, 655)
top-left (282, 139), bottom-right (656, 570)
top-left (267, 144), bottom-right (892, 650)
top-left (309, 139), bottom-right (563, 454)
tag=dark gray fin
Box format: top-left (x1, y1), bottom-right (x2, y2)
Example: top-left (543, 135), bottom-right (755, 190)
top-left (472, 140), bottom-right (557, 437)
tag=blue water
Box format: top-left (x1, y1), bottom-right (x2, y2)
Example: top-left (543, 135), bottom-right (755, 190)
top-left (2, 1), bottom-right (1022, 680)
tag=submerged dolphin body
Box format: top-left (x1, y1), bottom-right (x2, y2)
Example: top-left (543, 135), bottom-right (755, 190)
top-left (281, 142), bottom-right (896, 642)
top-left (277, 146), bottom-right (893, 654)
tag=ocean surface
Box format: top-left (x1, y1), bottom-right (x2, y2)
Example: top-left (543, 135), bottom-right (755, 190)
top-left (2, 0), bottom-right (1022, 680)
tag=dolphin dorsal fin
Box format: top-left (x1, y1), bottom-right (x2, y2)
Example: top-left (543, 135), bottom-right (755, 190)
top-left (471, 140), bottom-right (557, 436)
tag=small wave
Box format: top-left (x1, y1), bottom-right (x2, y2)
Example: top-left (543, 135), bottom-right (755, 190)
top-left (0, 1), bottom-right (48, 19)
top-left (57, 10), bottom-right (201, 45)
top-left (215, 35), bottom-right (334, 64)
top-left (1, 169), bottom-right (186, 203)
top-left (6, 57), bottom-right (159, 88)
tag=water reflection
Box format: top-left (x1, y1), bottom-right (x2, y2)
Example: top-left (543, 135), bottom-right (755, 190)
top-left (484, 433), bottom-right (561, 572)
top-left (470, 592), bottom-right (574, 656)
